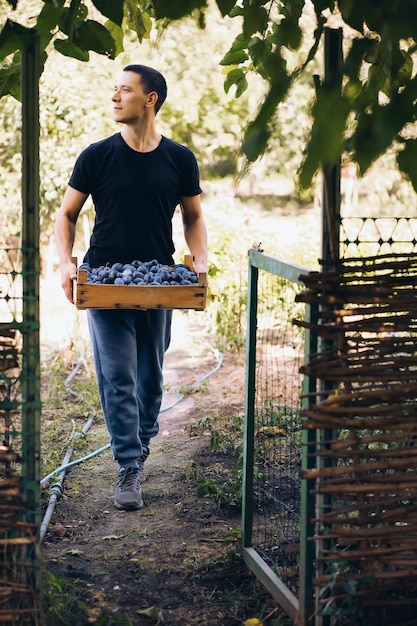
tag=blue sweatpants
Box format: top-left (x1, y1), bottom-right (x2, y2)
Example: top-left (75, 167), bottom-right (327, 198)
top-left (87, 308), bottom-right (172, 468)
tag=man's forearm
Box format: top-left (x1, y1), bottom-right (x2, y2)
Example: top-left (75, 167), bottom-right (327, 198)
top-left (184, 218), bottom-right (208, 273)
top-left (55, 215), bottom-right (76, 265)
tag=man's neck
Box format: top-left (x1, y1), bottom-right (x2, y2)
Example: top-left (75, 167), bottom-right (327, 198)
top-left (121, 125), bottom-right (162, 153)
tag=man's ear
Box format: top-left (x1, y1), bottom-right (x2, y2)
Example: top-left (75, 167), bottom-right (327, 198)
top-left (146, 91), bottom-right (158, 109)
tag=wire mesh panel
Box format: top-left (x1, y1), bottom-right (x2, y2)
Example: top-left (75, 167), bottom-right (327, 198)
top-left (0, 246), bottom-right (41, 624)
top-left (0, 38), bottom-right (41, 625)
top-left (242, 250), bottom-right (316, 624)
top-left (0, 247), bottom-right (23, 452)
top-left (252, 273), bottom-right (304, 586)
top-left (341, 216), bottom-right (417, 256)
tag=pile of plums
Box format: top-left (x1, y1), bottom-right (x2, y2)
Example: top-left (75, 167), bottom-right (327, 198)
top-left (79, 259), bottom-right (199, 286)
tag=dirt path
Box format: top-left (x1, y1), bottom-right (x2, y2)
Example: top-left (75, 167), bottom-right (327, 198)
top-left (41, 308), bottom-right (281, 625)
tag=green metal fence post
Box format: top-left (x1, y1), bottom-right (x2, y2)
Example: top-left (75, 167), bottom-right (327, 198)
top-left (316, 27), bottom-right (343, 626)
top-left (21, 31), bottom-right (41, 605)
top-left (242, 250), bottom-right (258, 547)
top-left (298, 301), bottom-right (318, 625)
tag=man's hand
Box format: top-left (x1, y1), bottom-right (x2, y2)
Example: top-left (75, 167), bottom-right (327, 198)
top-left (192, 259), bottom-right (208, 275)
top-left (55, 186), bottom-right (89, 304)
top-left (60, 260), bottom-right (78, 304)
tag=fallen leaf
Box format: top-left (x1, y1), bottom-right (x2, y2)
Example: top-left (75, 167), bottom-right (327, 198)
top-left (102, 535), bottom-right (123, 541)
top-left (137, 605), bottom-right (164, 622)
top-left (50, 524), bottom-right (67, 537)
top-left (243, 619), bottom-right (263, 626)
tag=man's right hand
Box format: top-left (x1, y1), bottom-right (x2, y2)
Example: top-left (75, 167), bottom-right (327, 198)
top-left (60, 260), bottom-right (78, 304)
top-left (54, 187), bottom-right (89, 304)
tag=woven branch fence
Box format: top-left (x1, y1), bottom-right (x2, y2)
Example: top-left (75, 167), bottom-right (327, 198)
top-left (0, 324), bottom-right (40, 624)
top-left (294, 252), bottom-right (417, 625)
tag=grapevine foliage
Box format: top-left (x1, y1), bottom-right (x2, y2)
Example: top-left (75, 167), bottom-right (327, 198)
top-left (2, 0), bottom-right (417, 190)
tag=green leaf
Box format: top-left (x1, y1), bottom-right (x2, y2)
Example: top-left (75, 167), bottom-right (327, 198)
top-left (224, 67), bottom-right (245, 94)
top-left (92, 0), bottom-right (124, 26)
top-left (220, 48), bottom-right (248, 66)
top-left (227, 32), bottom-right (250, 53)
top-left (36, 0), bottom-right (65, 48)
top-left (54, 37), bottom-right (89, 61)
top-left (338, 0), bottom-right (365, 33)
top-left (242, 4), bottom-right (268, 38)
top-left (344, 37), bottom-right (375, 81)
top-left (248, 36), bottom-right (272, 68)
top-left (152, 0), bottom-right (206, 21)
top-left (299, 87), bottom-right (350, 188)
top-left (229, 5), bottom-right (244, 18)
top-left (105, 20), bottom-right (124, 57)
top-left (262, 48), bottom-right (288, 83)
top-left (354, 80), bottom-right (417, 173)
top-left (197, 9), bottom-right (206, 29)
top-left (242, 77), bottom-right (291, 163)
top-left (235, 73), bottom-right (248, 97)
top-left (367, 64), bottom-right (388, 95)
top-left (77, 20), bottom-right (116, 58)
top-left (58, 5), bottom-right (88, 36)
top-left (125, 1), bottom-right (152, 42)
top-left (215, 0), bottom-right (235, 17)
top-left (397, 139), bottom-right (417, 192)
top-left (277, 19), bottom-right (302, 50)
top-left (242, 121), bottom-right (270, 162)
top-left (343, 78), bottom-right (362, 103)
top-left (0, 19), bottom-right (32, 62)
top-left (389, 48), bottom-right (414, 93)
top-left (0, 60), bottom-right (21, 99)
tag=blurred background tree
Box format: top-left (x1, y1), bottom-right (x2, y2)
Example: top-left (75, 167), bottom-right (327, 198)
top-left (0, 0), bottom-right (315, 247)
top-left (1, 0), bottom-right (416, 250)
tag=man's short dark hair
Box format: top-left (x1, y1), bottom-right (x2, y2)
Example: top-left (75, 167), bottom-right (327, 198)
top-left (123, 64), bottom-right (167, 114)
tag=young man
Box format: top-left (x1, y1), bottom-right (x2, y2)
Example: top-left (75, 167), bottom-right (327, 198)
top-left (55, 64), bottom-right (208, 511)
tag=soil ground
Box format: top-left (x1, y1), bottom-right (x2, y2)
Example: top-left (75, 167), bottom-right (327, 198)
top-left (40, 302), bottom-right (285, 626)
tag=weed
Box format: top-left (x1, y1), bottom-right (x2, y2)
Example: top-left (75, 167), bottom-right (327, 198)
top-left (319, 561), bottom-right (368, 626)
top-left (43, 569), bottom-right (134, 625)
top-left (188, 413), bottom-right (243, 453)
top-left (94, 612), bottom-right (133, 625)
top-left (222, 524), bottom-right (241, 546)
top-left (187, 413), bottom-right (269, 509)
top-left (256, 400), bottom-right (301, 440)
top-left (42, 569), bottom-right (90, 625)
top-left (40, 352), bottom-right (104, 482)
top-left (178, 379), bottom-right (209, 395)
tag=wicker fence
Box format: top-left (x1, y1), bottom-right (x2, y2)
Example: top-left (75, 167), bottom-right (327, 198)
top-left (296, 253), bottom-right (417, 625)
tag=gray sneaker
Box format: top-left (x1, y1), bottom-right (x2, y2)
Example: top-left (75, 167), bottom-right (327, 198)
top-left (138, 450), bottom-right (149, 482)
top-left (114, 467), bottom-right (143, 510)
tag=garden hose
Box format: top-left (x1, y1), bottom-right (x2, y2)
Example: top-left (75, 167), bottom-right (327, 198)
top-left (40, 344), bottom-right (223, 540)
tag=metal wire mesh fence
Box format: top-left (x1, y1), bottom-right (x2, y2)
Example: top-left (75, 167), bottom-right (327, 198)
top-left (0, 39), bottom-right (42, 624)
top-left (242, 250), bottom-right (316, 624)
top-left (341, 216), bottom-right (417, 256)
top-left (251, 277), bottom-right (304, 590)
top-left (0, 246), bottom-right (23, 462)
top-left (0, 245), bottom-right (42, 625)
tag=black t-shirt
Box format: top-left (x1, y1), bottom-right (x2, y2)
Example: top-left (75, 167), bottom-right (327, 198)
top-left (69, 133), bottom-right (202, 267)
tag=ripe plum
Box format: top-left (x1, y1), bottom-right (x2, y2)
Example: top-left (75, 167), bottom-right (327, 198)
top-left (83, 259), bottom-right (199, 286)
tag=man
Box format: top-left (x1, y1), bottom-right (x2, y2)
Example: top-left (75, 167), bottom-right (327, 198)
top-left (55, 64), bottom-right (208, 511)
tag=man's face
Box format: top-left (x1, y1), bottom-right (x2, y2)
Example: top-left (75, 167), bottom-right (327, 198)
top-left (112, 71), bottom-right (154, 124)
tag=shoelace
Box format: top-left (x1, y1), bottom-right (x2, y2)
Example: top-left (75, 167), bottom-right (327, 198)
top-left (118, 469), bottom-right (139, 490)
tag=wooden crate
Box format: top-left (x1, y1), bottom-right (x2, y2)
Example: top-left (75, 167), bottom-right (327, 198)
top-left (74, 255), bottom-right (207, 311)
